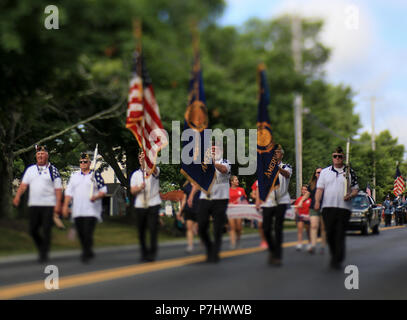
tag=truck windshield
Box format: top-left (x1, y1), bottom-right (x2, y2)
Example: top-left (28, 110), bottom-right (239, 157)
top-left (352, 195), bottom-right (370, 210)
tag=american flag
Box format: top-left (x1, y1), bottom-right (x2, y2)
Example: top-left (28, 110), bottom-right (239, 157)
top-left (126, 52), bottom-right (167, 175)
top-left (366, 182), bottom-right (372, 197)
top-left (394, 166), bottom-right (405, 197)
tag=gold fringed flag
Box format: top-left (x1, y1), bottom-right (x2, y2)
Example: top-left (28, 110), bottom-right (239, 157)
top-left (256, 64), bottom-right (280, 201)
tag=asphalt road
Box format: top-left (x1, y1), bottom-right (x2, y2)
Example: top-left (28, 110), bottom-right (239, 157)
top-left (1, 225), bottom-right (407, 300)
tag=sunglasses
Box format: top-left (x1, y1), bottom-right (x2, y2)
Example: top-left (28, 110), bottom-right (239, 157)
top-left (79, 161), bottom-right (89, 164)
top-left (316, 171), bottom-right (322, 174)
top-left (332, 155), bottom-right (343, 159)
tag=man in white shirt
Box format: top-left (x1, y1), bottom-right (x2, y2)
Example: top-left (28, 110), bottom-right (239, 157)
top-left (188, 146), bottom-right (231, 263)
top-left (63, 152), bottom-right (107, 263)
top-left (12, 145), bottom-right (62, 263)
top-left (256, 145), bottom-right (292, 266)
top-left (130, 152), bottom-right (161, 262)
top-left (315, 146), bottom-right (359, 270)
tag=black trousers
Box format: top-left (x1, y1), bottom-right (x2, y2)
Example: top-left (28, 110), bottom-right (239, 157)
top-left (384, 214), bottom-right (392, 226)
top-left (74, 217), bottom-right (97, 258)
top-left (29, 206), bottom-right (54, 258)
top-left (396, 211), bottom-right (404, 225)
top-left (322, 207), bottom-right (351, 265)
top-left (262, 205), bottom-right (286, 260)
top-left (136, 205), bottom-right (160, 260)
top-left (197, 199), bottom-right (228, 259)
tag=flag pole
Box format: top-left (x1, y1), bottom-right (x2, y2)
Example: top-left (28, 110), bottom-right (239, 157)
top-left (190, 20), bottom-right (202, 163)
top-left (133, 18), bottom-right (147, 208)
top-left (291, 16), bottom-right (303, 199)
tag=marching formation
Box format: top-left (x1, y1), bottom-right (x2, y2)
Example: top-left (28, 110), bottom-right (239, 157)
top-left (12, 142), bottom-right (362, 272)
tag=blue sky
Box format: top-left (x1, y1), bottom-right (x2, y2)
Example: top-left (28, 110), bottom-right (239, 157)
top-left (218, 0), bottom-right (407, 158)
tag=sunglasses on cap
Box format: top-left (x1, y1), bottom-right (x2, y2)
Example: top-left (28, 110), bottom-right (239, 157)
top-left (35, 145), bottom-right (48, 152)
top-left (332, 154), bottom-right (343, 159)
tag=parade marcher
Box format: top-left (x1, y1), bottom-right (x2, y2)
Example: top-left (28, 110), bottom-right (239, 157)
top-left (294, 185), bottom-right (311, 251)
top-left (228, 175), bottom-right (247, 249)
top-left (383, 195), bottom-right (393, 227)
top-left (62, 152), bottom-right (107, 263)
top-left (130, 151), bottom-right (161, 262)
top-left (177, 181), bottom-right (200, 253)
top-left (12, 145), bottom-right (62, 263)
top-left (257, 145), bottom-right (292, 266)
top-left (188, 145), bottom-right (231, 263)
top-left (251, 180), bottom-right (268, 248)
top-left (315, 146), bottom-right (359, 270)
top-left (299, 167), bottom-right (327, 254)
top-left (394, 196), bottom-right (404, 225)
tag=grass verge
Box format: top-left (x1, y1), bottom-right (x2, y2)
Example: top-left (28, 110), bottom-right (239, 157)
top-left (0, 216), bottom-right (297, 257)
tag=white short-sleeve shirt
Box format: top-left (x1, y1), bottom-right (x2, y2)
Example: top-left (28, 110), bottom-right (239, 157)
top-left (65, 170), bottom-right (107, 221)
top-left (262, 162), bottom-right (292, 207)
top-left (200, 159), bottom-right (231, 200)
top-left (317, 165), bottom-right (359, 211)
top-left (130, 167), bottom-right (161, 208)
top-left (21, 163), bottom-right (62, 207)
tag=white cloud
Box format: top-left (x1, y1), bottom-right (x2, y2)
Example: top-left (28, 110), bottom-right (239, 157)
top-left (272, 0), bottom-right (375, 75)
top-left (272, 0), bottom-right (406, 156)
top-left (222, 0), bottom-right (407, 157)
top-left (381, 115), bottom-right (407, 154)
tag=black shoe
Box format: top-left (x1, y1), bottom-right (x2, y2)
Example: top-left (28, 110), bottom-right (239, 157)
top-left (81, 254), bottom-right (90, 264)
top-left (206, 255), bottom-right (219, 263)
top-left (268, 253), bottom-right (282, 266)
top-left (38, 252), bottom-right (48, 263)
top-left (38, 256), bottom-right (48, 264)
top-left (206, 250), bottom-right (219, 263)
top-left (330, 261), bottom-right (342, 270)
top-left (267, 252), bottom-right (273, 265)
top-left (270, 258), bottom-right (282, 267)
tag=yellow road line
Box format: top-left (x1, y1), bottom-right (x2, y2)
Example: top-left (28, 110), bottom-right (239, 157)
top-left (0, 225), bottom-right (404, 299)
top-left (380, 225), bottom-right (405, 231)
top-left (0, 241), bottom-right (301, 300)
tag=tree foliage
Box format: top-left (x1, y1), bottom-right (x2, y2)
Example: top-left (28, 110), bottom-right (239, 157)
top-left (1, 0), bottom-right (404, 218)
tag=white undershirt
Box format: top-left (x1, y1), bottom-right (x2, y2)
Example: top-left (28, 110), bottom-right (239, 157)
top-left (130, 167), bottom-right (161, 208)
top-left (200, 159), bottom-right (231, 200)
top-left (262, 162), bottom-right (292, 207)
top-left (65, 170), bottom-right (107, 221)
top-left (317, 165), bottom-right (359, 211)
top-left (22, 164), bottom-right (62, 207)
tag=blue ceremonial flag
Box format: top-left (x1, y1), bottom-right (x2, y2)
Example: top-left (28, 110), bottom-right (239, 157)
top-left (256, 64), bottom-right (280, 201)
top-left (180, 52), bottom-right (216, 194)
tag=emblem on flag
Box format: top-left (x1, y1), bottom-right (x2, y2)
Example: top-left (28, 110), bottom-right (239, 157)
top-left (180, 50), bottom-right (216, 194)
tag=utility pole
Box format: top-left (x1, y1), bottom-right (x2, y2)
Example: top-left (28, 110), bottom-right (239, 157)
top-left (291, 16), bottom-right (303, 198)
top-left (371, 96), bottom-right (376, 201)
